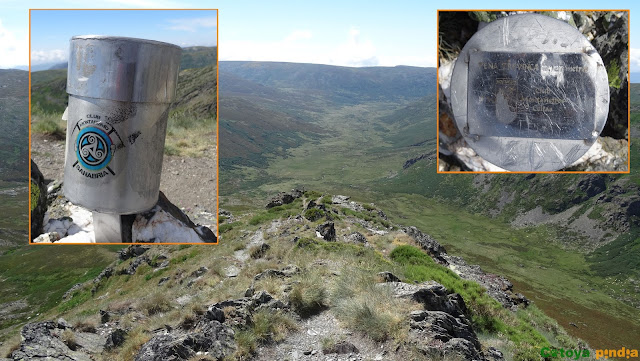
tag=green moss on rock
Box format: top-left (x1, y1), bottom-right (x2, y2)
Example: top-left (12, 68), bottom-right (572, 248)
top-left (30, 180), bottom-right (40, 212)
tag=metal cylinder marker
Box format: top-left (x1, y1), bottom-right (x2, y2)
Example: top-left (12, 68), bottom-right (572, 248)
top-left (63, 36), bottom-right (182, 242)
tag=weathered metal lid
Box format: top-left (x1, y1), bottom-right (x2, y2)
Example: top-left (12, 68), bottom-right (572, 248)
top-left (450, 14), bottom-right (610, 171)
top-left (67, 35), bottom-right (182, 103)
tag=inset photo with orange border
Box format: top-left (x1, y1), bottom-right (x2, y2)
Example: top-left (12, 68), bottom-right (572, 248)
top-left (29, 9), bottom-right (218, 244)
top-left (437, 10), bottom-right (630, 173)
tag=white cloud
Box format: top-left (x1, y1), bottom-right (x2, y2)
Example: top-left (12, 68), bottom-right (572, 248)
top-left (31, 49), bottom-right (67, 66)
top-left (221, 27), bottom-right (434, 68)
top-left (99, 0), bottom-right (181, 8)
top-left (0, 19), bottom-right (28, 68)
top-left (221, 29), bottom-right (319, 64)
top-left (167, 16), bottom-right (217, 32)
top-left (328, 26), bottom-right (378, 67)
top-left (222, 28), bottom-right (380, 67)
top-left (284, 30), bottom-right (312, 42)
top-left (630, 48), bottom-right (640, 72)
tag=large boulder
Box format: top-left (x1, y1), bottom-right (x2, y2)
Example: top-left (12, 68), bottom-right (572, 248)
top-left (316, 222), bottom-right (336, 242)
top-left (10, 320), bottom-right (103, 361)
top-left (381, 281), bottom-right (468, 319)
top-left (266, 189), bottom-right (303, 209)
top-left (30, 159), bottom-right (47, 240)
top-left (135, 320), bottom-right (235, 361)
top-left (404, 226), bottom-right (448, 265)
top-left (409, 311), bottom-right (483, 361)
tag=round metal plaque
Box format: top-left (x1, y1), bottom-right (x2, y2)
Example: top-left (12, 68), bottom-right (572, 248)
top-left (450, 14), bottom-right (609, 171)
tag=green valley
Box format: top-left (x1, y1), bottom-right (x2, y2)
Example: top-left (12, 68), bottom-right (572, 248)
top-left (218, 61), bottom-right (640, 352)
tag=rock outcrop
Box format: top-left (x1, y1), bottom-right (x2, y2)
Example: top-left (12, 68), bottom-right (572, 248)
top-left (404, 226), bottom-right (529, 309)
top-left (30, 159), bottom-right (47, 241)
top-left (10, 319), bottom-right (106, 361)
top-left (135, 321), bottom-right (235, 361)
top-left (266, 189), bottom-right (303, 209)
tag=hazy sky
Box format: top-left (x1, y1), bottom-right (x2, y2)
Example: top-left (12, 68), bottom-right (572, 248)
top-left (0, 0), bottom-right (637, 70)
top-left (30, 9), bottom-right (217, 66)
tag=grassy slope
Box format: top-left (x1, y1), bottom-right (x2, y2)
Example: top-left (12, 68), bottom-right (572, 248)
top-left (180, 46), bottom-right (217, 71)
top-left (0, 70), bottom-right (29, 246)
top-left (0, 245), bottom-right (124, 341)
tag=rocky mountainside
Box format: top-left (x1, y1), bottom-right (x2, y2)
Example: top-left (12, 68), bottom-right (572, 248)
top-left (2, 191), bottom-right (585, 361)
top-left (0, 70), bottom-right (28, 180)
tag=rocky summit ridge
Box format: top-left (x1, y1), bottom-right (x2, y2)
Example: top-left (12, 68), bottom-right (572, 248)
top-left (4, 190), bottom-right (585, 361)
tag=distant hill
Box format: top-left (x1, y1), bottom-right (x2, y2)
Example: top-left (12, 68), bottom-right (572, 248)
top-left (170, 64), bottom-right (217, 119)
top-left (48, 62), bottom-right (68, 70)
top-left (30, 64), bottom-right (217, 121)
top-left (221, 61), bottom-right (436, 104)
top-left (219, 61), bottom-right (437, 174)
top-left (30, 69), bottom-right (67, 114)
top-left (180, 46), bottom-right (217, 70)
top-left (31, 46), bottom-right (217, 75)
top-left (630, 72), bottom-right (640, 83)
top-left (0, 69), bottom-right (28, 180)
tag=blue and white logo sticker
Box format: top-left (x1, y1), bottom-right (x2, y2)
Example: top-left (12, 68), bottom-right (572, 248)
top-left (75, 127), bottom-right (113, 170)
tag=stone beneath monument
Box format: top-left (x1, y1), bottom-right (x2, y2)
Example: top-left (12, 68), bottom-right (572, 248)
top-left (450, 14), bottom-right (610, 171)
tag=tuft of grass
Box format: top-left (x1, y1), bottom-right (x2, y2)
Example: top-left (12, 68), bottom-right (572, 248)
top-left (164, 113), bottom-right (216, 157)
top-left (330, 270), bottom-right (406, 342)
top-left (231, 309), bottom-right (297, 359)
top-left (116, 326), bottom-right (151, 361)
top-left (251, 309), bottom-right (297, 344)
top-left (233, 329), bottom-right (256, 360)
top-left (74, 320), bottom-right (97, 333)
top-left (30, 180), bottom-right (40, 212)
top-left (219, 222), bottom-right (241, 234)
top-left (249, 244), bottom-right (268, 259)
top-left (304, 190), bottom-right (322, 199)
top-left (61, 329), bottom-right (78, 351)
top-left (32, 114), bottom-right (66, 139)
top-left (140, 292), bottom-right (172, 316)
top-left (303, 208), bottom-right (325, 221)
top-left (320, 195), bottom-right (333, 205)
top-left (248, 199), bottom-right (302, 225)
top-left (289, 275), bottom-right (327, 318)
top-left (320, 336), bottom-right (337, 353)
top-left (2, 337), bottom-right (21, 358)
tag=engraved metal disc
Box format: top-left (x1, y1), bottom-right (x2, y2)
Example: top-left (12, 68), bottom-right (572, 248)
top-left (450, 14), bottom-right (609, 171)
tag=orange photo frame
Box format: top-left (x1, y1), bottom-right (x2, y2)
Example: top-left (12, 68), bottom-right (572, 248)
top-left (436, 9), bottom-right (631, 174)
top-left (28, 8), bottom-right (220, 245)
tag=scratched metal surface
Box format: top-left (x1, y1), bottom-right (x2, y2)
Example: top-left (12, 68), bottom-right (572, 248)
top-left (450, 14), bottom-right (609, 172)
top-left (67, 36), bottom-right (182, 104)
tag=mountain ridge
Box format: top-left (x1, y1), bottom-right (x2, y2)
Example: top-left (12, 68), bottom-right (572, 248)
top-left (2, 190), bottom-right (592, 361)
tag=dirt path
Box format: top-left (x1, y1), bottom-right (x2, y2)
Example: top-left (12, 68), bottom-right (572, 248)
top-left (30, 133), bottom-right (217, 219)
